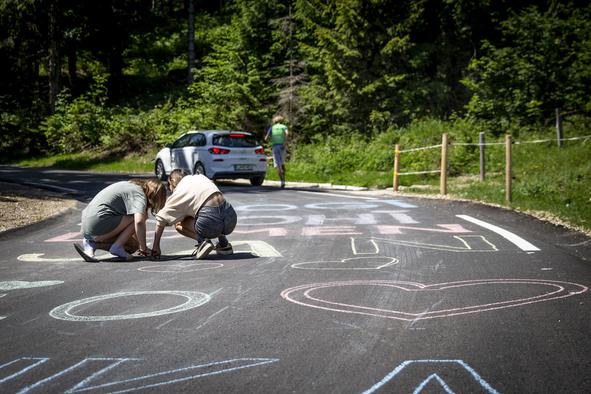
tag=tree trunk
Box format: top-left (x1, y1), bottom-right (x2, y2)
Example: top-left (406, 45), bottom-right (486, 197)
top-left (108, 40), bottom-right (124, 100)
top-left (187, 0), bottom-right (195, 83)
top-left (67, 45), bottom-right (77, 93)
top-left (48, 0), bottom-right (61, 113)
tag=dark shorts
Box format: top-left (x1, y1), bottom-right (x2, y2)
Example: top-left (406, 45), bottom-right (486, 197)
top-left (194, 200), bottom-right (237, 240)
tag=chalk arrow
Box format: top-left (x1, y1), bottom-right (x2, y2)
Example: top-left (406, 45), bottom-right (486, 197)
top-left (362, 359), bottom-right (499, 394)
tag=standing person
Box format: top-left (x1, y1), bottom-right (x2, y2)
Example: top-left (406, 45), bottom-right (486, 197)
top-left (73, 178), bottom-right (167, 262)
top-left (265, 114), bottom-right (289, 188)
top-left (150, 170), bottom-right (237, 260)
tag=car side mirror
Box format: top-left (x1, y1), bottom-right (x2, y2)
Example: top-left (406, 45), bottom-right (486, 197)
top-left (165, 143), bottom-right (172, 148)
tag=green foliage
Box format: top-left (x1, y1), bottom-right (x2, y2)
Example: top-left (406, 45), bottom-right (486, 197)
top-left (40, 73), bottom-right (203, 154)
top-left (463, 4), bottom-right (591, 131)
top-left (41, 74), bottom-right (109, 153)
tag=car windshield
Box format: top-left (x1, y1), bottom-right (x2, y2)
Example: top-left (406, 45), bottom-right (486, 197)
top-left (213, 133), bottom-right (259, 148)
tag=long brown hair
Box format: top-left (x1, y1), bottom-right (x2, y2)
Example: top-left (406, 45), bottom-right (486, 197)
top-left (129, 178), bottom-right (166, 215)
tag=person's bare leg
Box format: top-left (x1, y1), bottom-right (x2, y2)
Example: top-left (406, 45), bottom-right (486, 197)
top-left (113, 222), bottom-right (135, 247)
top-left (124, 234), bottom-right (140, 254)
top-left (175, 217), bottom-right (197, 240)
top-left (106, 223), bottom-right (135, 259)
top-left (278, 165), bottom-right (285, 187)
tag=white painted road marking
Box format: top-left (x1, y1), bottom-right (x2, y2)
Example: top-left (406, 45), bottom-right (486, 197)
top-left (457, 215), bottom-right (540, 252)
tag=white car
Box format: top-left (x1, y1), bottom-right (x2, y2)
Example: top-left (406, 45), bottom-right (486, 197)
top-left (155, 130), bottom-right (268, 186)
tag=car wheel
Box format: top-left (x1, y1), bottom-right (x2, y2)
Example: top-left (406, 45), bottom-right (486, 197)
top-left (155, 160), bottom-right (167, 181)
top-left (250, 176), bottom-right (265, 186)
top-left (194, 162), bottom-right (206, 177)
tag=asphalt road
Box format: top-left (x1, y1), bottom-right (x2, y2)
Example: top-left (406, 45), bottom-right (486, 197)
top-left (1, 165), bottom-right (590, 393)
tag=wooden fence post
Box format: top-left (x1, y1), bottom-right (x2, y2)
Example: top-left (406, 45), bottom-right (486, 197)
top-left (479, 132), bottom-right (486, 181)
top-left (556, 108), bottom-right (563, 148)
top-left (393, 144), bottom-right (400, 192)
top-left (440, 133), bottom-right (448, 195)
top-left (505, 134), bottom-right (512, 203)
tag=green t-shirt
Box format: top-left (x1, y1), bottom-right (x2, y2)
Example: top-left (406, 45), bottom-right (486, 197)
top-left (269, 123), bottom-right (288, 145)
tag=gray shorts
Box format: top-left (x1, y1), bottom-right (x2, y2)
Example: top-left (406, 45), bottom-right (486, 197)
top-left (194, 201), bottom-right (237, 240)
top-left (272, 144), bottom-right (286, 167)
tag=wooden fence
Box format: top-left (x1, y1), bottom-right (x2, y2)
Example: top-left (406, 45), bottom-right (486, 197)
top-left (393, 133), bottom-right (591, 202)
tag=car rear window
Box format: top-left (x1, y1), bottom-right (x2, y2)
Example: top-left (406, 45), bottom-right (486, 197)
top-left (213, 133), bottom-right (259, 148)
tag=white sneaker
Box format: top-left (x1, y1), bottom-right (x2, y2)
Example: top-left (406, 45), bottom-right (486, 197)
top-left (83, 238), bottom-right (96, 257)
top-left (73, 243), bottom-right (98, 263)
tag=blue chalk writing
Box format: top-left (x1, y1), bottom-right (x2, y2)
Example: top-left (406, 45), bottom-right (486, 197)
top-left (362, 359), bottom-right (499, 394)
top-left (1, 356), bottom-right (279, 393)
top-left (0, 358), bottom-right (48, 384)
top-left (72, 358), bottom-right (279, 393)
top-left (413, 373), bottom-right (454, 394)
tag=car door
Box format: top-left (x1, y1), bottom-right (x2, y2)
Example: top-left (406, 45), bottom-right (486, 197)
top-left (185, 133), bottom-right (207, 174)
top-left (170, 134), bottom-right (192, 172)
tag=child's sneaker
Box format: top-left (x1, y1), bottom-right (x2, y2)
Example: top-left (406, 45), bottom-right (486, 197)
top-left (73, 243), bottom-right (98, 263)
top-left (192, 240), bottom-right (214, 260)
top-left (109, 244), bottom-right (131, 261)
top-left (215, 242), bottom-right (233, 255)
top-left (83, 238), bottom-right (96, 256)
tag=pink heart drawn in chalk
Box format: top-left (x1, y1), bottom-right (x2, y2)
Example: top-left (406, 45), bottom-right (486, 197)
top-left (281, 279), bottom-right (588, 321)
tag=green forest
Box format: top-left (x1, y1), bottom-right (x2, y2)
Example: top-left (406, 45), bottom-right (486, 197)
top-left (2, 0), bottom-right (590, 158)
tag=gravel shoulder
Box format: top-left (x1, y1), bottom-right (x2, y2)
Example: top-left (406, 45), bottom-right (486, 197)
top-left (0, 181), bottom-right (78, 233)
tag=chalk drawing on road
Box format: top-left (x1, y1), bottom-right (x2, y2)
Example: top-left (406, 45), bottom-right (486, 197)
top-left (281, 279), bottom-right (588, 321)
top-left (351, 238), bottom-right (379, 255)
top-left (237, 203), bottom-right (297, 211)
top-left (291, 257), bottom-right (399, 271)
top-left (352, 235), bottom-right (498, 253)
top-left (18, 240), bottom-right (281, 264)
top-left (49, 290), bottom-right (211, 322)
top-left (18, 253), bottom-right (113, 263)
top-left (232, 240), bottom-right (282, 257)
top-left (457, 214), bottom-right (540, 252)
top-left (235, 200), bottom-right (417, 212)
top-left (0, 357), bottom-right (50, 384)
top-left (362, 359), bottom-right (498, 394)
top-left (1, 357), bottom-right (278, 393)
top-left (138, 262), bottom-right (224, 273)
top-left (0, 281), bottom-right (63, 291)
